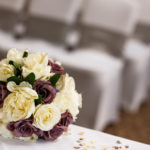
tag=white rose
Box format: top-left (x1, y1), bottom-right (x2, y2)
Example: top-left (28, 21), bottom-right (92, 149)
top-left (22, 52), bottom-right (51, 80)
top-left (56, 74), bottom-right (75, 91)
top-left (33, 104), bottom-right (61, 131)
top-left (62, 74), bottom-right (76, 91)
top-left (7, 81), bottom-right (32, 92)
top-left (7, 48), bottom-right (27, 64)
top-left (0, 59), bottom-right (14, 81)
top-left (54, 90), bottom-right (82, 120)
top-left (55, 74), bottom-right (82, 119)
top-left (3, 84), bottom-right (38, 122)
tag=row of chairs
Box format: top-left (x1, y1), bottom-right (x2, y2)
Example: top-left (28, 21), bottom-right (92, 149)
top-left (0, 0), bottom-right (150, 130)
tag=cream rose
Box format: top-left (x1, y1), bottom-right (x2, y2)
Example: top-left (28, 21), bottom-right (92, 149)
top-left (54, 90), bottom-right (82, 120)
top-left (0, 108), bottom-right (3, 120)
top-left (7, 48), bottom-right (27, 64)
top-left (3, 83), bottom-right (38, 122)
top-left (33, 104), bottom-right (61, 131)
top-left (54, 74), bottom-right (82, 120)
top-left (56, 74), bottom-right (75, 91)
top-left (7, 81), bottom-right (32, 92)
top-left (22, 52), bottom-right (51, 80)
top-left (0, 59), bottom-right (14, 81)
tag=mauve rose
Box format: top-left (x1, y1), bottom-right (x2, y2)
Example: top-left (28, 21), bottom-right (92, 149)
top-left (58, 111), bottom-right (73, 130)
top-left (0, 83), bottom-right (10, 108)
top-left (43, 125), bottom-right (65, 141)
top-left (34, 81), bottom-right (56, 104)
top-left (48, 60), bottom-right (64, 74)
top-left (7, 118), bottom-right (35, 137)
top-left (34, 111), bottom-right (73, 141)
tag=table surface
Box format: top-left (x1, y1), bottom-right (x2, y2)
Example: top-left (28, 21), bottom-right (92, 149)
top-left (0, 125), bottom-right (149, 150)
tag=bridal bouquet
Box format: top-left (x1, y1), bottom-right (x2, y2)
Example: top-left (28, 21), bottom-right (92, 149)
top-left (0, 49), bottom-right (82, 141)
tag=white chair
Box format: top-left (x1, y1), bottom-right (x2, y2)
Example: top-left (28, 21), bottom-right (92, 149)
top-left (66, 50), bottom-right (123, 130)
top-left (70, 0), bottom-right (139, 130)
top-left (79, 0), bottom-right (139, 57)
top-left (79, 0), bottom-right (150, 114)
top-left (0, 0), bottom-right (25, 31)
top-left (122, 0), bottom-right (150, 112)
top-left (123, 39), bottom-right (150, 112)
top-left (27, 0), bottom-right (83, 44)
top-left (133, 0), bottom-right (150, 43)
top-left (137, 0), bottom-right (150, 27)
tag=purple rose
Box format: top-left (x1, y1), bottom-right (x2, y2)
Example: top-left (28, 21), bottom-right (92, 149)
top-left (58, 111), bottom-right (73, 130)
top-left (34, 81), bottom-right (56, 104)
top-left (48, 60), bottom-right (64, 74)
top-left (7, 118), bottom-right (35, 137)
top-left (34, 111), bottom-right (73, 141)
top-left (43, 125), bottom-right (65, 141)
top-left (0, 84), bottom-right (10, 108)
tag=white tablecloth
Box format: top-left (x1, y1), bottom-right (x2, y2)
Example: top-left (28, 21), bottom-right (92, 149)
top-left (0, 30), bottom-right (123, 130)
top-left (0, 125), bottom-right (149, 150)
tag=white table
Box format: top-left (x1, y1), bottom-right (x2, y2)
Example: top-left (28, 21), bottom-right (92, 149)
top-left (0, 125), bottom-right (149, 150)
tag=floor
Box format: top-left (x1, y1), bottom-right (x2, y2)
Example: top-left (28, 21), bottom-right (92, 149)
top-left (104, 97), bottom-right (150, 145)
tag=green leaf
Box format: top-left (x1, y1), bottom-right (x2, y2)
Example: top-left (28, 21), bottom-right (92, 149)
top-left (0, 81), bottom-right (6, 85)
top-left (50, 74), bottom-right (61, 86)
top-left (9, 60), bottom-right (22, 77)
top-left (7, 76), bottom-right (22, 85)
top-left (23, 51), bottom-right (28, 58)
top-left (13, 61), bottom-right (21, 69)
top-left (24, 72), bottom-right (35, 86)
top-left (35, 94), bottom-right (42, 106)
top-left (9, 60), bottom-right (21, 69)
top-left (14, 68), bottom-right (22, 77)
top-left (30, 114), bottom-right (34, 119)
top-left (9, 60), bottom-right (14, 65)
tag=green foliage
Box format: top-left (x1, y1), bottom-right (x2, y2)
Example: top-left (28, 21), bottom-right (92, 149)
top-left (35, 94), bottom-right (42, 106)
top-left (7, 76), bottom-right (22, 85)
top-left (50, 74), bottom-right (61, 86)
top-left (23, 51), bottom-right (28, 58)
top-left (24, 72), bottom-right (35, 86)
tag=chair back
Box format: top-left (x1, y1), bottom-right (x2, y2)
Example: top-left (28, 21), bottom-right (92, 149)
top-left (27, 0), bottom-right (83, 44)
top-left (79, 0), bottom-right (139, 57)
top-left (134, 0), bottom-right (150, 43)
top-left (0, 0), bottom-right (25, 31)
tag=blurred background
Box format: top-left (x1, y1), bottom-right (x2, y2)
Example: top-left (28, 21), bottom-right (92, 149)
top-left (0, 0), bottom-right (150, 144)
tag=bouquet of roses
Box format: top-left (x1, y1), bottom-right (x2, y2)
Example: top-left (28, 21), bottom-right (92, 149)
top-left (0, 48), bottom-right (82, 141)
